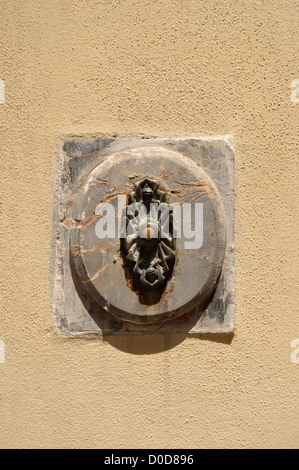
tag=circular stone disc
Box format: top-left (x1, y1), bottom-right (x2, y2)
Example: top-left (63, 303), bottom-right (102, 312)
top-left (70, 147), bottom-right (226, 324)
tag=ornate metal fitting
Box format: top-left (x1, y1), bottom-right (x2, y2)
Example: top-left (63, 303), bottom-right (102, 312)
top-left (121, 178), bottom-right (176, 296)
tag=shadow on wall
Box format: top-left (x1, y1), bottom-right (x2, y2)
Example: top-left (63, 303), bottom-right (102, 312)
top-left (103, 332), bottom-right (233, 355)
top-left (70, 255), bottom-right (234, 355)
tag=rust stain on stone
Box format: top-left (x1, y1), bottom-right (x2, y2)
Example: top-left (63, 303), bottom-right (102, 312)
top-left (125, 277), bottom-right (139, 295)
top-left (71, 245), bottom-right (81, 258)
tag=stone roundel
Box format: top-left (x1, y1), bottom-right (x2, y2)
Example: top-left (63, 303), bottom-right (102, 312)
top-left (69, 146), bottom-right (227, 324)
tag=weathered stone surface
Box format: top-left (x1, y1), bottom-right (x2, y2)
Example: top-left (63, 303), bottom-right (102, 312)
top-left (52, 136), bottom-right (235, 335)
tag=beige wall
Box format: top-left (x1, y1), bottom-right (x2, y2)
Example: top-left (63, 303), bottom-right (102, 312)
top-left (0, 0), bottom-right (298, 448)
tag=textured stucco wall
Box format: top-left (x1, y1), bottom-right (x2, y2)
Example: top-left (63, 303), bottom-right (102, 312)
top-left (0, 0), bottom-right (298, 448)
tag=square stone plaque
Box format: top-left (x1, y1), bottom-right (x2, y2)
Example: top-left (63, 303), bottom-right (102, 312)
top-left (51, 136), bottom-right (235, 335)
